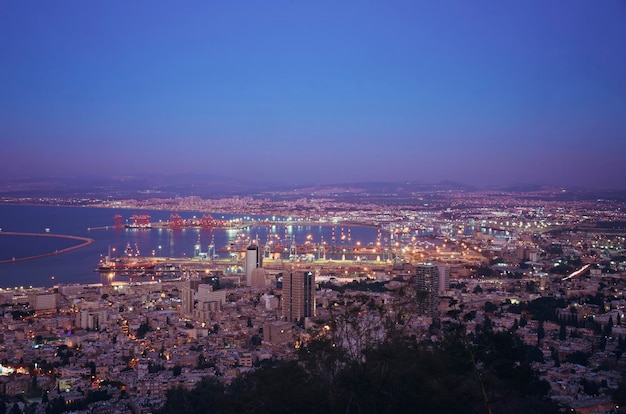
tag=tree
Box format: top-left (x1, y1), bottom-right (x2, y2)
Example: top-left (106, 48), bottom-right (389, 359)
top-left (250, 335), bottom-right (262, 347)
top-left (550, 347), bottom-right (561, 368)
top-left (136, 322), bottom-right (151, 339)
top-left (475, 266), bottom-right (495, 277)
top-left (565, 351), bottom-right (590, 366)
top-left (48, 396), bottom-right (66, 414)
top-left (604, 316), bottom-right (613, 337)
top-left (29, 374), bottom-right (38, 394)
top-left (86, 361), bottom-right (96, 376)
top-left (299, 337), bottom-right (349, 383)
top-left (519, 314), bottom-right (528, 328)
top-left (613, 373), bottom-right (626, 407)
top-left (484, 301), bottom-right (498, 313)
top-left (537, 320), bottom-right (545, 345)
top-left (525, 281), bottom-right (538, 293)
top-left (232, 362), bottom-right (329, 414)
top-left (527, 297), bottom-right (566, 322)
top-left (197, 354), bottom-right (206, 369)
top-left (580, 378), bottom-right (600, 396)
top-left (447, 309), bottom-right (462, 320)
top-left (157, 320), bottom-right (561, 414)
top-left (482, 315), bottom-right (494, 332)
top-left (157, 377), bottom-right (226, 414)
top-left (463, 310), bottom-right (477, 322)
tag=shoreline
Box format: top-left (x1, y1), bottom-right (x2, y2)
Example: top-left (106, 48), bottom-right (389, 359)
top-left (0, 232), bottom-right (95, 264)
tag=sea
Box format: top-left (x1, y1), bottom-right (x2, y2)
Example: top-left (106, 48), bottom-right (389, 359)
top-left (0, 204), bottom-right (380, 288)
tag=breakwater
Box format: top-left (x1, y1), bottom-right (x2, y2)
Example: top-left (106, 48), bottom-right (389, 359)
top-left (0, 232), bottom-right (94, 264)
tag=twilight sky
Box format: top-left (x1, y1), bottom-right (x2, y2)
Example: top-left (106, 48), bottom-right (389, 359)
top-left (1, 1), bottom-right (625, 188)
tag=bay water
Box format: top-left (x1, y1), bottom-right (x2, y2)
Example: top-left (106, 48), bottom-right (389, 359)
top-left (0, 204), bottom-right (379, 288)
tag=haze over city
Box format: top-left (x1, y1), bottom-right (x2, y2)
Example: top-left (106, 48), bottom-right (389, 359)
top-left (1, 1), bottom-right (625, 188)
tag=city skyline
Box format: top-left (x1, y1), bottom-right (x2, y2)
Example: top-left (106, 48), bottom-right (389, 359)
top-left (1, 1), bottom-right (625, 189)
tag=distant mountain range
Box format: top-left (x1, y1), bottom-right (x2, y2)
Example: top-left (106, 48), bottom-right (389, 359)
top-left (0, 174), bottom-right (625, 203)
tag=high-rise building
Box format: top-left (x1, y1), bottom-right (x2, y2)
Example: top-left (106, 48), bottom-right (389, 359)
top-left (250, 268), bottom-right (267, 287)
top-left (282, 271), bottom-right (315, 322)
top-left (415, 263), bottom-right (440, 318)
top-left (181, 280), bottom-right (202, 316)
top-left (245, 244), bottom-right (263, 286)
top-left (437, 264), bottom-right (450, 294)
top-left (196, 284), bottom-right (226, 308)
top-left (194, 284), bottom-right (227, 322)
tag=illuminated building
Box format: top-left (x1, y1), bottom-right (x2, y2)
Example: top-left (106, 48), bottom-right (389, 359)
top-left (181, 280), bottom-right (201, 316)
top-left (437, 264), bottom-right (450, 294)
top-left (194, 284), bottom-right (226, 322)
top-left (281, 271), bottom-right (315, 322)
top-left (251, 267), bottom-right (268, 287)
top-left (245, 244), bottom-right (263, 287)
top-left (416, 263), bottom-right (440, 318)
top-left (28, 293), bottom-right (56, 312)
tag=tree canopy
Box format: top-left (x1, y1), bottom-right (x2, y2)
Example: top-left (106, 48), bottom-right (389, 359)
top-left (157, 322), bottom-right (560, 414)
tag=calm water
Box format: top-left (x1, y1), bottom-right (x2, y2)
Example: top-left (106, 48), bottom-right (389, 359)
top-left (0, 205), bottom-right (380, 288)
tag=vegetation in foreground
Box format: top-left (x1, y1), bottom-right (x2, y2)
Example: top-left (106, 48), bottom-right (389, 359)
top-left (157, 320), bottom-right (562, 414)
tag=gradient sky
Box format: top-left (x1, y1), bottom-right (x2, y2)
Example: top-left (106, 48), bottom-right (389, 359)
top-left (1, 1), bottom-right (625, 188)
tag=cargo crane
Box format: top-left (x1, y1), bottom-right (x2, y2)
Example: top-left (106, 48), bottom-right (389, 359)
top-left (169, 211), bottom-right (183, 229)
top-left (264, 226), bottom-right (273, 259)
top-left (194, 234), bottom-right (202, 258)
top-left (201, 212), bottom-right (215, 229)
top-left (127, 212), bottom-right (151, 228)
top-left (319, 235), bottom-right (327, 260)
top-left (113, 212), bottom-right (123, 229)
top-left (208, 234), bottom-right (216, 259)
top-left (289, 236), bottom-right (298, 261)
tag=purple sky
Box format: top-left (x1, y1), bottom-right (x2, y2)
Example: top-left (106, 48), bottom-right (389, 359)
top-left (1, 1), bottom-right (625, 188)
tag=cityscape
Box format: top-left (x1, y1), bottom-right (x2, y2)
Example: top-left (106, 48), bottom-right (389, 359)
top-left (1, 1), bottom-right (626, 413)
top-left (0, 186), bottom-right (625, 413)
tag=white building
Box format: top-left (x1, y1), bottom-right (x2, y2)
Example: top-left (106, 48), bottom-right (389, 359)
top-left (245, 244), bottom-right (263, 287)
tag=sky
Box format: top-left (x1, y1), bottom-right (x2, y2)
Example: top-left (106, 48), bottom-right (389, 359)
top-left (1, 1), bottom-right (625, 189)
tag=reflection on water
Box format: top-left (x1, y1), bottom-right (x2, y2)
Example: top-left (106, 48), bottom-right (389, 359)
top-left (0, 205), bottom-right (380, 287)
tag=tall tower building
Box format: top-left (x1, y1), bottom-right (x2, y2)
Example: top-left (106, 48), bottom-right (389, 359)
top-left (250, 268), bottom-right (268, 287)
top-left (245, 244), bottom-right (263, 287)
top-left (282, 271), bottom-right (315, 322)
top-left (181, 280), bottom-right (201, 317)
top-left (415, 263), bottom-right (440, 319)
top-left (437, 264), bottom-right (450, 294)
